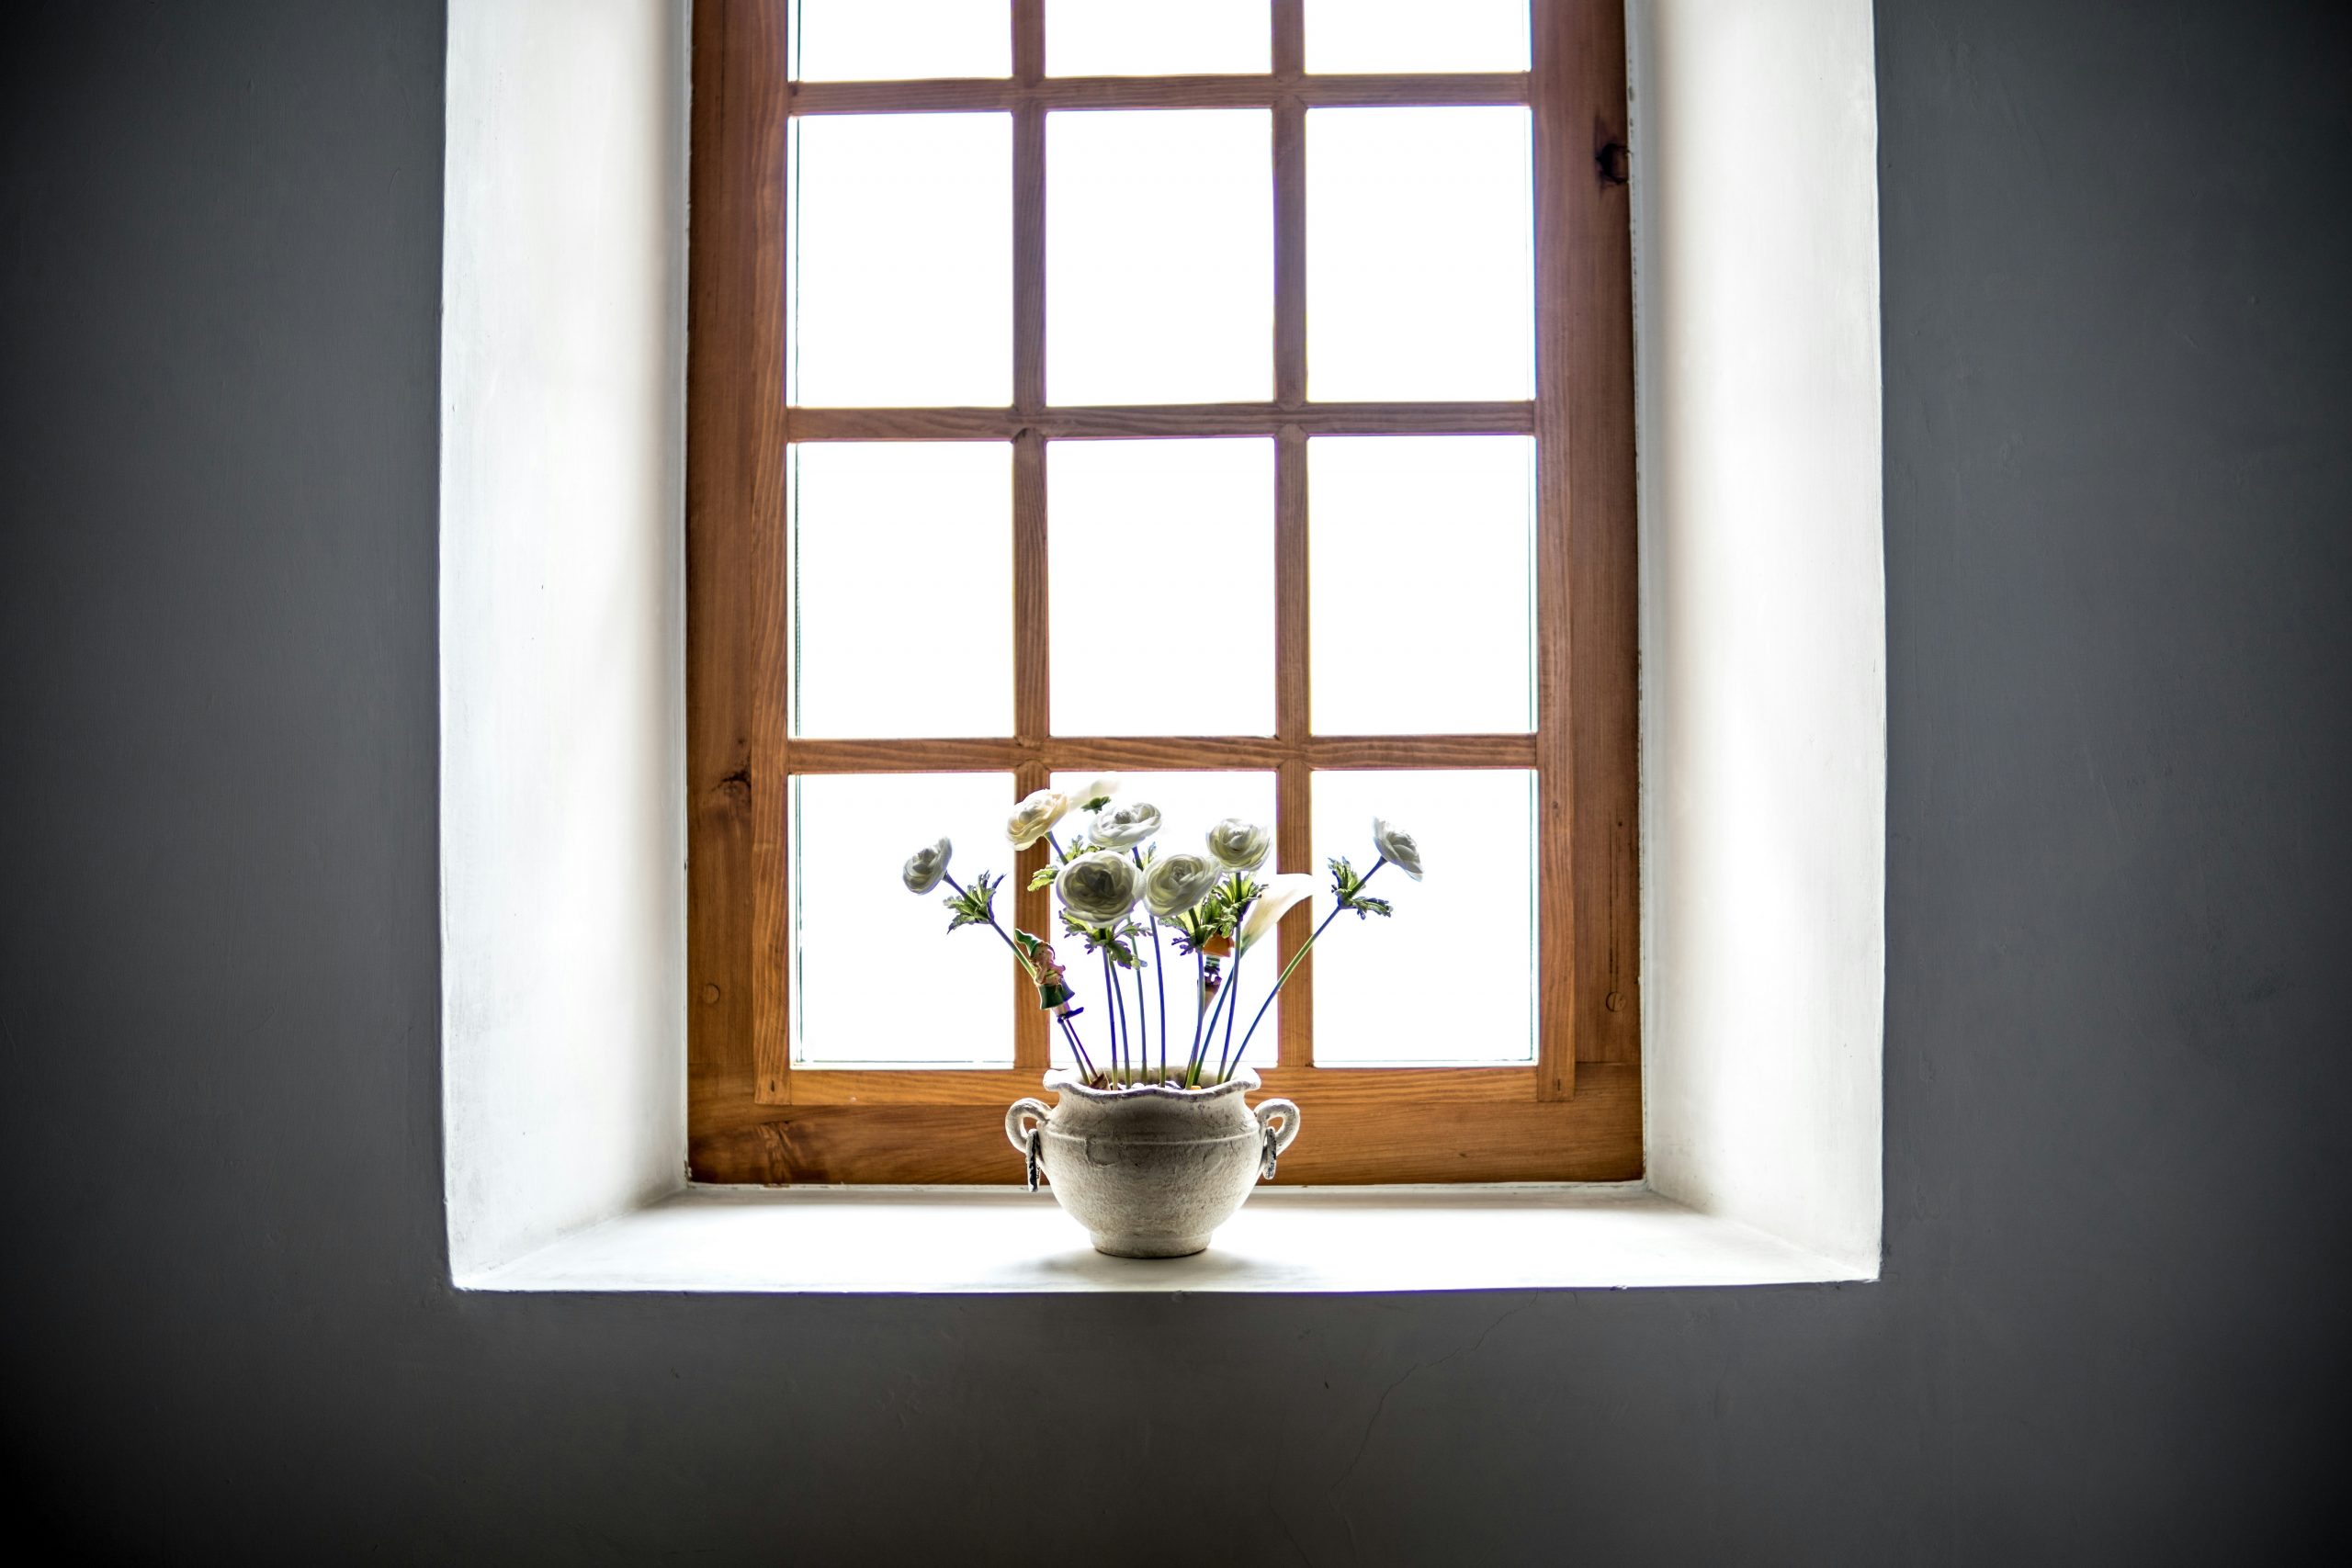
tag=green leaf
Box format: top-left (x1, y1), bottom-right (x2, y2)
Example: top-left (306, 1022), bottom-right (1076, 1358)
top-left (1026, 864), bottom-right (1059, 891)
top-left (943, 869), bottom-right (1002, 933)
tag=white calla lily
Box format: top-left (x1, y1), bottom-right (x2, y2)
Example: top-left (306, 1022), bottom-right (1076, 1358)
top-left (1204, 818), bottom-right (1272, 872)
top-left (900, 838), bottom-right (952, 896)
top-left (1370, 818), bottom-right (1423, 881)
top-left (1056, 849), bottom-right (1143, 927)
top-left (1238, 873), bottom-right (1316, 952)
top-left (1089, 800), bottom-right (1161, 849)
top-left (1069, 773), bottom-right (1122, 811)
top-left (1005, 788), bottom-right (1070, 850)
top-left (1142, 852), bottom-right (1220, 919)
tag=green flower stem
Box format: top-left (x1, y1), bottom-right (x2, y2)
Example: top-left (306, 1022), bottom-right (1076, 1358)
top-left (1188, 948), bottom-right (1206, 1086)
top-left (1235, 858), bottom-right (1387, 1056)
top-left (1057, 1012), bottom-right (1097, 1083)
top-left (1215, 899), bottom-right (1256, 1082)
top-left (1190, 956), bottom-right (1234, 1087)
top-left (942, 874), bottom-right (1038, 983)
top-left (1185, 966), bottom-right (1215, 1086)
top-left (1098, 945), bottom-right (1117, 1082)
top-left (1111, 946), bottom-right (1133, 1085)
top-left (1127, 851), bottom-right (1159, 1082)
top-left (1151, 917), bottom-right (1168, 1084)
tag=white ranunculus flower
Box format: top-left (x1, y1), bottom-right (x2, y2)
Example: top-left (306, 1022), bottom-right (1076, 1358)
top-left (1142, 852), bottom-right (1220, 919)
top-left (1089, 800), bottom-right (1161, 849)
top-left (1371, 818), bottom-right (1424, 881)
top-left (1069, 773), bottom-right (1122, 811)
top-left (1005, 788), bottom-right (1071, 850)
top-left (1056, 849), bottom-right (1142, 927)
top-left (1204, 818), bottom-right (1272, 872)
top-left (900, 837), bottom-right (952, 896)
top-left (1238, 872), bottom-right (1316, 952)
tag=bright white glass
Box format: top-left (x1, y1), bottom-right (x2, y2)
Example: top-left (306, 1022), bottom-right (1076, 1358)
top-left (787, 114), bottom-right (1011, 407)
top-left (789, 0), bottom-right (1011, 81)
top-left (789, 443), bottom-right (1012, 738)
top-left (1047, 0), bottom-right (1269, 76)
top-left (1048, 439), bottom-right (1275, 735)
top-left (1310, 770), bottom-right (1535, 1065)
top-left (1303, 0), bottom-right (1529, 73)
top-left (1047, 771), bottom-right (1280, 1071)
top-left (1306, 107), bottom-right (1532, 400)
top-left (1308, 435), bottom-right (1533, 735)
top-left (1047, 109), bottom-right (1272, 404)
top-left (792, 773), bottom-right (1019, 1066)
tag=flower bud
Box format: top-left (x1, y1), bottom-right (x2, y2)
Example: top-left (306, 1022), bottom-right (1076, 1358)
top-left (1056, 849), bottom-right (1143, 927)
top-left (900, 838), bottom-right (952, 896)
top-left (1204, 818), bottom-right (1272, 872)
top-left (1142, 852), bottom-right (1220, 919)
top-left (1371, 818), bottom-right (1424, 881)
top-left (1089, 801), bottom-right (1161, 849)
top-left (1005, 788), bottom-right (1070, 851)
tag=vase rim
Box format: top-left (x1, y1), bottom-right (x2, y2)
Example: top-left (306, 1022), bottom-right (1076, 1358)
top-left (1042, 1066), bottom-right (1261, 1102)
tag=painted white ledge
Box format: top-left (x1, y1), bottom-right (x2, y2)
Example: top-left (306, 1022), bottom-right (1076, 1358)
top-left (465, 1185), bottom-right (1867, 1294)
top-left (439, 0), bottom-right (1886, 1296)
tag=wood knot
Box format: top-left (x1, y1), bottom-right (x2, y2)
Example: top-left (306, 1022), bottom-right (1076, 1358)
top-left (1597, 140), bottom-right (1630, 186)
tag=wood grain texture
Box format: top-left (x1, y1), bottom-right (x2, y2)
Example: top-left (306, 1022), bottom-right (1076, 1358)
top-left (692, 1065), bottom-right (1641, 1185)
top-left (1011, 435), bottom-right (1049, 1072)
top-left (1010, 3), bottom-right (1049, 1075)
top-left (783, 401), bottom-right (1535, 442)
top-left (1534, 0), bottom-right (1641, 1084)
top-left (772, 733), bottom-right (1537, 773)
top-left (687, 0), bottom-right (1642, 1181)
top-left (686, 0), bottom-right (787, 1094)
top-left (1274, 428), bottom-right (1314, 1067)
top-left (760, 1066), bottom-right (1540, 1110)
top-left (1272, 0), bottom-right (1306, 410)
top-left (1271, 6), bottom-right (1313, 1072)
top-left (787, 72), bottom-right (1529, 117)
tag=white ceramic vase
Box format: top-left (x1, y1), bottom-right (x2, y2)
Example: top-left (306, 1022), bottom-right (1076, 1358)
top-left (1003, 1067), bottom-right (1302, 1258)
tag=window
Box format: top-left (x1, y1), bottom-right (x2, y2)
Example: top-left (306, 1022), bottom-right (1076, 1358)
top-left (686, 0), bottom-right (1637, 1184)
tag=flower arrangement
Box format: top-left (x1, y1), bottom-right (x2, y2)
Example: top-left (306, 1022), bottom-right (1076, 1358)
top-left (900, 774), bottom-right (1423, 1089)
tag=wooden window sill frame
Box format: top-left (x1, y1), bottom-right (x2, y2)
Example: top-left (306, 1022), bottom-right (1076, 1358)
top-left (690, 1062), bottom-right (1643, 1185)
top-left (459, 1184), bottom-right (1872, 1295)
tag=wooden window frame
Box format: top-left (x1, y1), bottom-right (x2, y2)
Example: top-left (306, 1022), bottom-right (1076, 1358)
top-left (686, 0), bottom-right (1639, 1185)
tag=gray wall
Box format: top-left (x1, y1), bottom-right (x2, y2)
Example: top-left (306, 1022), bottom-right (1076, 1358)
top-left (3, 1), bottom-right (2346, 1561)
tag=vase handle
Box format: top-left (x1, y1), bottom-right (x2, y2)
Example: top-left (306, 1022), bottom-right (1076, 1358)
top-left (1252, 1097), bottom-right (1302, 1180)
top-left (1003, 1098), bottom-right (1051, 1154)
top-left (1005, 1098), bottom-right (1052, 1192)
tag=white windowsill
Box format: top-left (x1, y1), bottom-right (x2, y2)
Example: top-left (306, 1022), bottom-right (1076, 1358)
top-left (438, 1), bottom-right (1887, 1296)
top-left (463, 1183), bottom-right (1870, 1294)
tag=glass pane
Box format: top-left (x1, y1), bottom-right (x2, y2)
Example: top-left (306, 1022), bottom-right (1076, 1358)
top-left (1306, 107), bottom-right (1532, 400)
top-left (1309, 435), bottom-right (1533, 734)
top-left (790, 0), bottom-right (1011, 82)
top-left (1048, 438), bottom-right (1274, 736)
top-left (793, 773), bottom-right (1019, 1066)
top-left (1047, 109), bottom-right (1272, 404)
top-left (1048, 0), bottom-right (1269, 76)
top-left (1310, 770), bottom-right (1534, 1065)
top-left (789, 443), bottom-right (1012, 738)
top-left (1304, 0), bottom-right (1529, 73)
top-left (1047, 771), bottom-right (1280, 1074)
top-left (787, 114), bottom-right (1011, 407)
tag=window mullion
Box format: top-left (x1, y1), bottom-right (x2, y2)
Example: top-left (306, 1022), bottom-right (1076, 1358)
top-left (1272, 0), bottom-right (1313, 1069)
top-left (1010, 0), bottom-right (1050, 1074)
